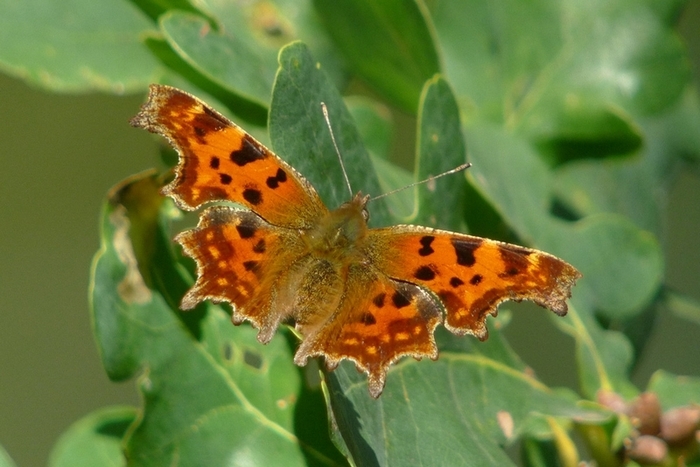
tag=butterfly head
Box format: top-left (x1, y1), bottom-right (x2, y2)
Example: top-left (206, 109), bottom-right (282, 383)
top-left (302, 192), bottom-right (370, 261)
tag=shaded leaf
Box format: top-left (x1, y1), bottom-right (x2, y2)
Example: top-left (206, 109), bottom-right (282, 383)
top-left (428, 0), bottom-right (689, 151)
top-left (314, 0), bottom-right (440, 112)
top-left (269, 42), bottom-right (390, 221)
top-left (0, 0), bottom-right (160, 92)
top-left (48, 406), bottom-right (136, 467)
top-left (326, 354), bottom-right (604, 467)
top-left (663, 290), bottom-right (700, 326)
top-left (648, 370), bottom-right (700, 410)
top-left (160, 11), bottom-right (278, 107)
top-left (0, 446), bottom-right (17, 467)
top-left (412, 75), bottom-right (468, 231)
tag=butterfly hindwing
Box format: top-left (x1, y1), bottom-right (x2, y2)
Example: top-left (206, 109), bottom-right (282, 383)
top-left (295, 265), bottom-right (442, 398)
top-left (177, 206), bottom-right (309, 342)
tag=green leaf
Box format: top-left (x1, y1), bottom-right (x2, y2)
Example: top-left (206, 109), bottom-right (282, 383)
top-left (0, 445), bottom-right (17, 467)
top-left (648, 370), bottom-right (700, 410)
top-left (89, 171), bottom-right (341, 466)
top-left (0, 0), bottom-right (161, 92)
top-left (48, 406), bottom-right (136, 467)
top-left (552, 89), bottom-right (700, 239)
top-left (160, 11), bottom-right (278, 107)
top-left (428, 0), bottom-right (689, 150)
top-left (663, 290), bottom-right (700, 326)
top-left (412, 75), bottom-right (469, 230)
top-left (326, 354), bottom-right (604, 466)
top-left (158, 0), bottom-right (348, 109)
top-left (269, 41), bottom-right (390, 221)
top-left (314, 0), bottom-right (440, 112)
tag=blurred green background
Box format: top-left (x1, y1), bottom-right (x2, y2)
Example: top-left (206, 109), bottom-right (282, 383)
top-left (1, 6), bottom-right (700, 467)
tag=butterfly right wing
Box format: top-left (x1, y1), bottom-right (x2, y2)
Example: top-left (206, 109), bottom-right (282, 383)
top-left (364, 225), bottom-right (581, 340)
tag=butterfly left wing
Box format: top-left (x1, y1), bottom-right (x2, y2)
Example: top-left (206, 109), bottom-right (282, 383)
top-left (365, 226), bottom-right (581, 340)
top-left (130, 84), bottom-right (327, 229)
top-left (294, 264), bottom-right (442, 398)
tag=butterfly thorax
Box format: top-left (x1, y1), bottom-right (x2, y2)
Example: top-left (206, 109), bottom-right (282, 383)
top-left (302, 193), bottom-right (370, 263)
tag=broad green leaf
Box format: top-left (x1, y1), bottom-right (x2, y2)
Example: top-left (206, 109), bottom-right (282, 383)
top-left (160, 11), bottom-right (279, 107)
top-left (48, 406), bottom-right (136, 467)
top-left (648, 370), bottom-right (700, 410)
top-left (142, 36), bottom-right (270, 127)
top-left (269, 41), bottom-right (390, 221)
top-left (314, 0), bottom-right (440, 112)
top-left (129, 0), bottom-right (200, 22)
top-left (346, 97), bottom-right (394, 164)
top-left (552, 88), bottom-right (700, 239)
top-left (345, 97), bottom-right (418, 218)
top-left (159, 0), bottom-right (347, 109)
top-left (0, 0), bottom-right (161, 92)
top-left (663, 290), bottom-right (700, 326)
top-left (89, 171), bottom-right (341, 466)
top-left (412, 75), bottom-right (468, 231)
top-left (326, 354), bottom-right (604, 467)
top-left (428, 0), bottom-right (689, 151)
top-left (0, 445), bottom-right (17, 467)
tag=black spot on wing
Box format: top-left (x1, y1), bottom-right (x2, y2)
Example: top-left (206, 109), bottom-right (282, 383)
top-left (231, 137), bottom-right (266, 166)
top-left (499, 247), bottom-right (530, 278)
top-left (243, 188), bottom-right (262, 205)
top-left (210, 156), bottom-right (220, 169)
top-left (470, 274), bottom-right (483, 285)
top-left (219, 173), bottom-right (232, 185)
top-left (202, 106), bottom-right (228, 127)
top-left (243, 260), bottom-right (259, 272)
top-left (414, 265), bottom-right (436, 281)
top-left (372, 293), bottom-right (386, 308)
top-left (266, 168), bottom-right (288, 189)
top-left (253, 239), bottom-right (266, 253)
top-left (452, 238), bottom-right (481, 267)
top-left (392, 291), bottom-right (411, 309)
top-left (418, 236), bottom-right (435, 256)
top-left (236, 223), bottom-right (256, 239)
top-left (450, 277), bottom-right (464, 288)
top-left (361, 312), bottom-right (376, 325)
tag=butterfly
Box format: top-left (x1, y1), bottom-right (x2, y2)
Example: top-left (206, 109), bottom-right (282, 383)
top-left (130, 84), bottom-right (581, 398)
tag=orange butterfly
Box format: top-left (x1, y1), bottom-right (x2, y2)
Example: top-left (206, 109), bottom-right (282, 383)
top-left (131, 84), bottom-right (580, 398)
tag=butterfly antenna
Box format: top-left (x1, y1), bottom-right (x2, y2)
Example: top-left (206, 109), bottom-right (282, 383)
top-left (321, 102), bottom-right (354, 197)
top-left (369, 162), bottom-right (472, 202)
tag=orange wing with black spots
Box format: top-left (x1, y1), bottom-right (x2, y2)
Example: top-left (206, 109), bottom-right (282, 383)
top-left (365, 226), bottom-right (581, 340)
top-left (176, 206), bottom-right (310, 342)
top-left (130, 84), bottom-right (327, 229)
top-left (294, 265), bottom-right (442, 398)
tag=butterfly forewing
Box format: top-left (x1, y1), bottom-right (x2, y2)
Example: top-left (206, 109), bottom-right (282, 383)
top-left (365, 226), bottom-right (581, 340)
top-left (130, 84), bottom-right (327, 229)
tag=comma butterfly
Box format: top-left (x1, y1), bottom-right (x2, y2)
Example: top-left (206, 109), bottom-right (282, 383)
top-left (131, 84), bottom-right (581, 398)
